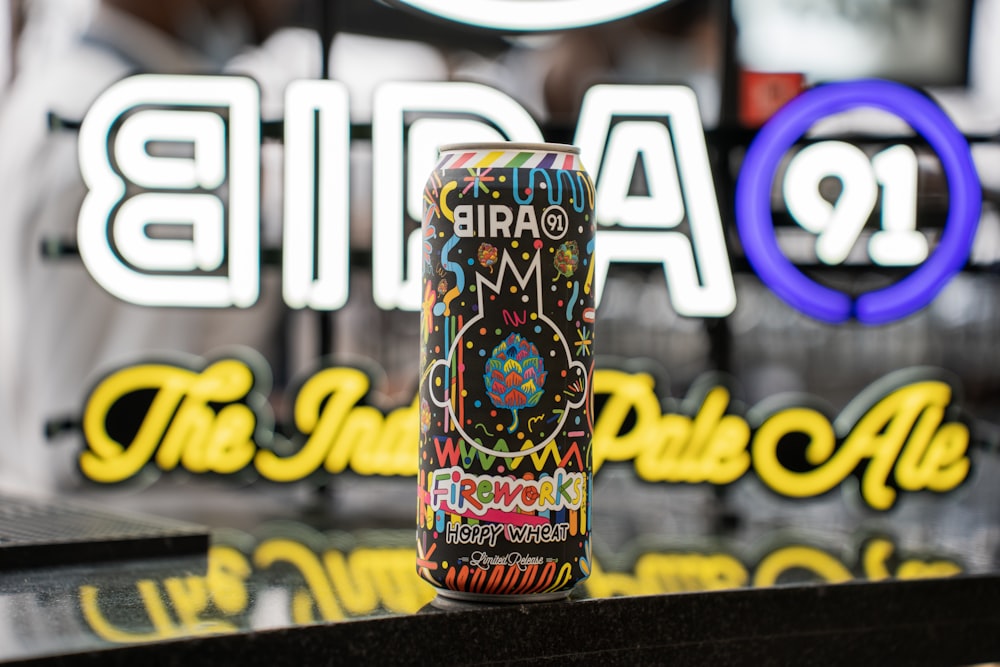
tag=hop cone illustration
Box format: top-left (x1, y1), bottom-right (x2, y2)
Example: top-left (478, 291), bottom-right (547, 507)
top-left (483, 332), bottom-right (547, 432)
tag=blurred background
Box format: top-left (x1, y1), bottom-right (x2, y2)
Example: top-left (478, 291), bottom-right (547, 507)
top-left (3, 3), bottom-right (1000, 633)
top-left (1, 0), bottom-right (1000, 530)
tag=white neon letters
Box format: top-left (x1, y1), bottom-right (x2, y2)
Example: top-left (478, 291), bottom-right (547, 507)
top-left (783, 141), bottom-right (928, 267)
top-left (114, 110), bottom-right (226, 190)
top-left (371, 81), bottom-right (544, 310)
top-left (78, 76), bottom-right (736, 317)
top-left (282, 80), bottom-right (351, 310)
top-left (79, 75), bottom-right (260, 307)
top-left (869, 145), bottom-right (927, 266)
top-left (575, 85), bottom-right (737, 317)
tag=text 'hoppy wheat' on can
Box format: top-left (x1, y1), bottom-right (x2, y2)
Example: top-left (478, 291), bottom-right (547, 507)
top-left (416, 142), bottom-right (595, 602)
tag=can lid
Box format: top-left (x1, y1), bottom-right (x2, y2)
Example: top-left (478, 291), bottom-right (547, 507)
top-left (437, 141), bottom-right (580, 155)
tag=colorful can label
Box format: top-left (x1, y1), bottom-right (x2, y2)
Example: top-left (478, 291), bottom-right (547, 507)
top-left (417, 142), bottom-right (595, 601)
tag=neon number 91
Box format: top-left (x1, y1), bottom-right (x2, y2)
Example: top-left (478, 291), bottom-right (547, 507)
top-left (782, 141), bottom-right (928, 267)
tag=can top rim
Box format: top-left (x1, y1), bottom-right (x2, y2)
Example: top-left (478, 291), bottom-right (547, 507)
top-left (437, 141), bottom-right (580, 155)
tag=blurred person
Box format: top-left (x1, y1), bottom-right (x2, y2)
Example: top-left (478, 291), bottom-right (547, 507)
top-left (0, 0), bottom-right (318, 495)
top-left (4, 0), bottom-right (94, 88)
top-left (1, 0), bottom-right (10, 91)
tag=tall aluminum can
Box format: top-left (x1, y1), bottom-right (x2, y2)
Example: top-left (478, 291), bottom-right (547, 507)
top-left (417, 142), bottom-right (595, 602)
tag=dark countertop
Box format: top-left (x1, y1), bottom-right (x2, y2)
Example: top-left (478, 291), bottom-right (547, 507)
top-left (2, 467), bottom-right (1000, 666)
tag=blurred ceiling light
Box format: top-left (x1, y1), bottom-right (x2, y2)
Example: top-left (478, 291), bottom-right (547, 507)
top-left (393, 0), bottom-right (673, 32)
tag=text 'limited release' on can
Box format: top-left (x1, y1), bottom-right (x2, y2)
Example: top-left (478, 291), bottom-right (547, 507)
top-left (417, 142), bottom-right (596, 602)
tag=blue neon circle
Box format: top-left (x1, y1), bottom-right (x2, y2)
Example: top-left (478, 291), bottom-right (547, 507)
top-left (735, 79), bottom-right (982, 324)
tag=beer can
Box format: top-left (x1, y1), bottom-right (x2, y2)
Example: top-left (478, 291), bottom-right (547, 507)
top-left (416, 142), bottom-right (595, 602)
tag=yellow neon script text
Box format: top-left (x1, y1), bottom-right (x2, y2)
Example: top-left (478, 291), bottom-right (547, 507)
top-left (751, 381), bottom-right (969, 510)
top-left (255, 367), bottom-right (416, 481)
top-left (594, 372), bottom-right (969, 509)
top-left (80, 361), bottom-right (972, 509)
top-left (81, 360), bottom-right (258, 483)
top-left (593, 370), bottom-right (750, 483)
top-left (81, 363), bottom-right (416, 483)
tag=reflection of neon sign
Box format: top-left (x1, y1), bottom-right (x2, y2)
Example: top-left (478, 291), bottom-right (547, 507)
top-left (586, 537), bottom-right (962, 598)
top-left (79, 529), bottom-right (961, 643)
top-left (81, 539), bottom-right (436, 642)
top-left (736, 79), bottom-right (982, 324)
top-left (393, 0), bottom-right (672, 32)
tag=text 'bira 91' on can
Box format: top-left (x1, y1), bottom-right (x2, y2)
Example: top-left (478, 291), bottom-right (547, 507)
top-left (416, 142), bottom-right (596, 603)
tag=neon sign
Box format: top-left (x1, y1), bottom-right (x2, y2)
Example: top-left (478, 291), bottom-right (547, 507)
top-left (392, 0), bottom-right (673, 32)
top-left (77, 76), bottom-right (736, 317)
top-left (79, 357), bottom-right (973, 510)
top-left (282, 80), bottom-right (351, 310)
top-left (79, 75), bottom-right (261, 307)
top-left (76, 76), bottom-right (983, 323)
top-left (735, 79), bottom-right (982, 324)
top-left (576, 85), bottom-right (736, 316)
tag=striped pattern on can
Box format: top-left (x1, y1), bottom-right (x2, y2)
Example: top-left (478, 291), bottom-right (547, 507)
top-left (435, 149), bottom-right (582, 172)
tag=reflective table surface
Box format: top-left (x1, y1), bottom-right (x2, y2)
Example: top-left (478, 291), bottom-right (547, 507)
top-left (2, 462), bottom-right (1000, 665)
